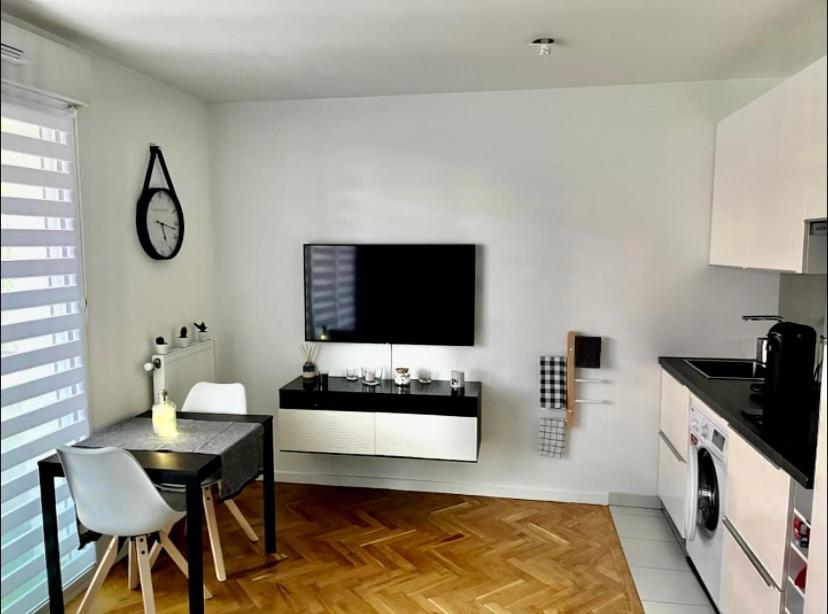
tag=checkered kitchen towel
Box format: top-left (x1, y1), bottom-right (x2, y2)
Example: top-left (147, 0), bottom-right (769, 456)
top-left (540, 355), bottom-right (567, 409)
top-left (538, 416), bottom-right (567, 457)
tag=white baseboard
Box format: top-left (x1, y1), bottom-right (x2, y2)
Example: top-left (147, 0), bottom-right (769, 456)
top-left (608, 492), bottom-right (662, 509)
top-left (275, 470), bottom-right (609, 505)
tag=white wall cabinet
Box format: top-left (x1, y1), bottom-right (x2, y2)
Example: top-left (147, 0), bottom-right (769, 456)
top-left (709, 56), bottom-right (827, 273)
top-left (725, 430), bottom-right (792, 589)
top-left (375, 413), bottom-right (477, 461)
top-left (279, 409), bottom-right (480, 461)
top-left (279, 409), bottom-right (376, 455)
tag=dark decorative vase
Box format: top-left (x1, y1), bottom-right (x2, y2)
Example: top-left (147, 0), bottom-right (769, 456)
top-left (302, 361), bottom-right (317, 390)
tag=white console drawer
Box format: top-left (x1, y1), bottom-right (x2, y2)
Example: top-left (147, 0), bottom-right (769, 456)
top-left (375, 413), bottom-right (477, 461)
top-left (279, 409), bottom-right (375, 455)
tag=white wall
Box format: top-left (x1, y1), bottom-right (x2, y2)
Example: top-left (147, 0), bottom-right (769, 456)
top-left (77, 55), bottom-right (215, 430)
top-left (209, 80), bottom-right (780, 502)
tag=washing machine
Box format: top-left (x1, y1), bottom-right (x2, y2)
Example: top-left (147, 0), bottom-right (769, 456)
top-left (685, 398), bottom-right (728, 608)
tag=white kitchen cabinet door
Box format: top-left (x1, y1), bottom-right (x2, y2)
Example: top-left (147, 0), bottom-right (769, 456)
top-left (804, 354), bottom-right (827, 614)
top-left (720, 523), bottom-right (783, 614)
top-left (279, 409), bottom-right (375, 455)
top-left (740, 62), bottom-right (812, 273)
top-left (657, 433), bottom-right (687, 538)
top-left (725, 430), bottom-right (792, 588)
top-left (709, 55), bottom-right (826, 272)
top-left (803, 56), bottom-right (827, 221)
top-left (709, 102), bottom-right (753, 268)
top-left (659, 370), bottom-right (689, 459)
top-left (375, 413), bottom-right (477, 461)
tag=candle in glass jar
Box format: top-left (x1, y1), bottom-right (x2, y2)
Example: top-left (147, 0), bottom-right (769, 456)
top-left (152, 389), bottom-right (178, 438)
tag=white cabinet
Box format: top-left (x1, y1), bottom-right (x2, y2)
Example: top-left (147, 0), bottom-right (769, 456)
top-left (709, 55), bottom-right (827, 273)
top-left (720, 522), bottom-right (784, 614)
top-left (375, 413), bottom-right (477, 461)
top-left (279, 409), bottom-right (375, 455)
top-left (658, 433), bottom-right (687, 538)
top-left (804, 355), bottom-right (827, 614)
top-left (658, 369), bottom-right (689, 537)
top-left (659, 370), bottom-right (689, 458)
top-left (804, 59), bottom-right (828, 221)
top-left (278, 409), bottom-right (480, 461)
top-left (725, 430), bottom-right (792, 588)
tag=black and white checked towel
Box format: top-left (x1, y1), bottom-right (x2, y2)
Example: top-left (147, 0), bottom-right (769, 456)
top-left (540, 355), bottom-right (567, 409)
top-left (538, 416), bottom-right (567, 457)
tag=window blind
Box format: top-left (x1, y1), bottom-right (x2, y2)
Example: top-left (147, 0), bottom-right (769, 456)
top-left (1, 95), bottom-right (95, 614)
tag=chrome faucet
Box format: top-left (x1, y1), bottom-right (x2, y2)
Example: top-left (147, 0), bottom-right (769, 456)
top-left (742, 315), bottom-right (784, 365)
top-left (741, 315), bottom-right (784, 323)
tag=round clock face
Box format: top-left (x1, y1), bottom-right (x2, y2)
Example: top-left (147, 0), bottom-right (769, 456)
top-left (136, 188), bottom-right (184, 260)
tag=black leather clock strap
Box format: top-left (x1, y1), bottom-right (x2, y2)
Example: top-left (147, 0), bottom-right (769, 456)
top-left (143, 145), bottom-right (178, 196)
top-left (141, 146), bottom-right (158, 193)
top-left (154, 148), bottom-right (177, 196)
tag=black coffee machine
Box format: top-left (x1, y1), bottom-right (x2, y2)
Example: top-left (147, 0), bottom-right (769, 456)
top-left (764, 321), bottom-right (818, 401)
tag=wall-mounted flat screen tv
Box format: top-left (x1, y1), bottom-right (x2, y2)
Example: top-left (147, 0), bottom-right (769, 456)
top-left (304, 244), bottom-right (475, 346)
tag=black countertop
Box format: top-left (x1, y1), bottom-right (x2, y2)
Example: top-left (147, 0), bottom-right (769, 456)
top-left (659, 357), bottom-right (820, 489)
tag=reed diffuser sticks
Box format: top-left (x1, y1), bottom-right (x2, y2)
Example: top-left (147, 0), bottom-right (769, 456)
top-left (299, 343), bottom-right (318, 364)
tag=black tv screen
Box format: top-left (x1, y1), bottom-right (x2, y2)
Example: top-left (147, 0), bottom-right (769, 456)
top-left (304, 244), bottom-right (475, 346)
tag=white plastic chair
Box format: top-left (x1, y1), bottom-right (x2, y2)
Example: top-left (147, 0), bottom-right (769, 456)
top-left (180, 381), bottom-right (259, 581)
top-left (57, 446), bottom-right (212, 614)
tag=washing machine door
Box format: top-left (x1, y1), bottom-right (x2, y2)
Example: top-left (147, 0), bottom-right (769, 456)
top-left (685, 441), bottom-right (699, 541)
top-left (696, 448), bottom-right (720, 534)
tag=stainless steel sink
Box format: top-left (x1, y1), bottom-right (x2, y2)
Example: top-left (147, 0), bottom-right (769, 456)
top-left (683, 358), bottom-right (766, 380)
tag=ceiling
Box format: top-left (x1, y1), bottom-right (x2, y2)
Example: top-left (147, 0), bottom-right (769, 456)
top-left (2, 0), bottom-right (826, 102)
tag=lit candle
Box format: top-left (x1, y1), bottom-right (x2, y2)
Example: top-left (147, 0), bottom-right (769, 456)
top-left (152, 389), bottom-right (178, 438)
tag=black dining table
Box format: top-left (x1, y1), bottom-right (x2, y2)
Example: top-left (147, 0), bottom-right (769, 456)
top-left (37, 411), bottom-right (275, 614)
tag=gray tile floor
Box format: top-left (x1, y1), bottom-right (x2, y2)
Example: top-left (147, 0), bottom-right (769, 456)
top-left (610, 505), bottom-right (716, 614)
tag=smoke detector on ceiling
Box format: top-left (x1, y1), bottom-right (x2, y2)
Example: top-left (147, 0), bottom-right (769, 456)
top-left (530, 37), bottom-right (555, 56)
top-left (1, 43), bottom-right (26, 64)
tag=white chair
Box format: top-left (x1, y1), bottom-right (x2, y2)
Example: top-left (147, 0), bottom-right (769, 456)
top-left (179, 381), bottom-right (259, 582)
top-left (57, 446), bottom-right (212, 614)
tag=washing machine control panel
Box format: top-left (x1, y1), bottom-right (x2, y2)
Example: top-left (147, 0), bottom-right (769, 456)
top-left (689, 404), bottom-right (728, 459)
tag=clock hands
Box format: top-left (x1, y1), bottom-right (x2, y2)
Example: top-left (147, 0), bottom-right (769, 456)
top-left (154, 219), bottom-right (179, 245)
top-left (155, 219), bottom-right (178, 231)
top-left (155, 220), bottom-right (168, 244)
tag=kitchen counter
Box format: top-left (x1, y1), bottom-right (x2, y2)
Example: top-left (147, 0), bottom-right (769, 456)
top-left (659, 357), bottom-right (820, 488)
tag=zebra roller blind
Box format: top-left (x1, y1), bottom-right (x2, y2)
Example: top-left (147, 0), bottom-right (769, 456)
top-left (1, 94), bottom-right (95, 614)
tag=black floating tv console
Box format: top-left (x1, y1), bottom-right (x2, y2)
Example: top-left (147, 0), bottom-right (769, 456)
top-left (278, 377), bottom-right (482, 462)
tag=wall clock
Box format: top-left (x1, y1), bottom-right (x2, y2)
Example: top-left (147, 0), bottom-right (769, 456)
top-left (136, 145), bottom-right (184, 260)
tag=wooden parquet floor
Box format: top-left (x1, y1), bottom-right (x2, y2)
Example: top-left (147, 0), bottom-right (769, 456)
top-left (70, 482), bottom-right (643, 613)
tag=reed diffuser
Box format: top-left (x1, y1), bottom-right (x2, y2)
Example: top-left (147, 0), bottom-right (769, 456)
top-left (300, 343), bottom-right (319, 389)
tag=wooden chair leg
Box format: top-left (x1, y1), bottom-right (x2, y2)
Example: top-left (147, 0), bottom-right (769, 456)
top-left (76, 535), bottom-right (119, 614)
top-left (148, 522), bottom-right (176, 569)
top-left (224, 499), bottom-right (259, 542)
top-left (203, 485), bottom-right (227, 581)
top-left (148, 538), bottom-right (162, 568)
top-left (135, 535), bottom-right (156, 614)
top-left (127, 538), bottom-right (140, 590)
top-left (158, 529), bottom-right (213, 599)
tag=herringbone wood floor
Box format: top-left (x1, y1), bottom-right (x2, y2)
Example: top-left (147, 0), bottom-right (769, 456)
top-left (69, 482), bottom-right (643, 613)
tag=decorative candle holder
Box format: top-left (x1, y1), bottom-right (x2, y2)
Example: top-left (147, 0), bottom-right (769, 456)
top-left (394, 367), bottom-right (411, 387)
top-left (151, 389), bottom-right (178, 438)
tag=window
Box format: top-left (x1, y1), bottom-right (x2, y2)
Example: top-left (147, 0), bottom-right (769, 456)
top-left (1, 95), bottom-right (95, 614)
